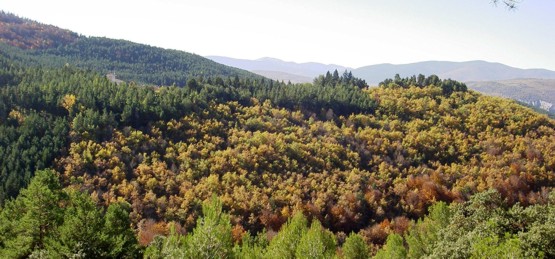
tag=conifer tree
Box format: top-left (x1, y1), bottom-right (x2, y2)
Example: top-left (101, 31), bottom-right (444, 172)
top-left (341, 232), bottom-right (369, 259)
top-left (295, 219), bottom-right (336, 259)
top-left (0, 169), bottom-right (64, 258)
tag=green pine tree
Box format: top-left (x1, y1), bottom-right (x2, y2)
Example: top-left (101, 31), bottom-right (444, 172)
top-left (0, 169), bottom-right (64, 258)
top-left (295, 219), bottom-right (336, 259)
top-left (185, 195), bottom-right (233, 259)
top-left (374, 233), bottom-right (407, 259)
top-left (342, 232), bottom-right (369, 259)
top-left (264, 212), bottom-right (308, 259)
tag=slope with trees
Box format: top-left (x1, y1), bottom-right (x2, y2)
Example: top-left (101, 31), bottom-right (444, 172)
top-left (2, 51), bottom-right (554, 255)
top-left (0, 11), bottom-right (263, 87)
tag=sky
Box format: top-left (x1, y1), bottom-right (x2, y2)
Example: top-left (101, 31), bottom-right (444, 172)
top-left (2, 0), bottom-right (555, 70)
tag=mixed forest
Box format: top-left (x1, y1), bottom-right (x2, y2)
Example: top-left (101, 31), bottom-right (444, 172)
top-left (1, 11), bottom-right (555, 258)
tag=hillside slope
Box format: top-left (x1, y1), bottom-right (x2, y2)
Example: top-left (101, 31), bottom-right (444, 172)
top-left (2, 54), bottom-right (554, 239)
top-left (467, 78), bottom-right (555, 114)
top-left (0, 12), bottom-right (263, 86)
top-left (0, 11), bottom-right (78, 49)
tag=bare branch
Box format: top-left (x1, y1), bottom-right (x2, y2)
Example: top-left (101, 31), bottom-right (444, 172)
top-left (492, 0), bottom-right (520, 9)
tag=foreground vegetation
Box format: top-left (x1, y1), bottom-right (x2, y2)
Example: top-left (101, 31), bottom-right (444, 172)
top-left (2, 170), bottom-right (554, 258)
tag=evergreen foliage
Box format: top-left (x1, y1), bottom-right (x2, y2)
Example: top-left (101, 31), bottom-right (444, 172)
top-left (295, 219), bottom-right (336, 259)
top-left (374, 233), bottom-right (407, 259)
top-left (0, 170), bottom-right (139, 258)
top-left (265, 212), bottom-right (309, 258)
top-left (341, 232), bottom-right (369, 259)
top-left (184, 196), bottom-right (234, 258)
top-left (374, 189), bottom-right (555, 258)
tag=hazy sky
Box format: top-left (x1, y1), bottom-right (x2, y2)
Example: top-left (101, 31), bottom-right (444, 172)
top-left (2, 0), bottom-right (555, 69)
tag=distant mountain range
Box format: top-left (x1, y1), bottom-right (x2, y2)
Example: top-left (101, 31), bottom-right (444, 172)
top-left (207, 56), bottom-right (555, 85)
top-left (354, 60), bottom-right (555, 85)
top-left (207, 56), bottom-right (555, 114)
top-left (206, 56), bottom-right (349, 83)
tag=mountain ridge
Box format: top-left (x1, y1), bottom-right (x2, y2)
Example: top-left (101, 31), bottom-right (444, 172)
top-left (207, 55), bottom-right (350, 83)
top-left (206, 55), bottom-right (555, 114)
top-left (0, 11), bottom-right (264, 86)
top-left (354, 60), bottom-right (555, 85)
top-left (206, 55), bottom-right (555, 85)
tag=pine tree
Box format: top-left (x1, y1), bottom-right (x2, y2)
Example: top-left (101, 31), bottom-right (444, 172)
top-left (46, 190), bottom-right (106, 258)
top-left (295, 219), bottom-right (336, 259)
top-left (265, 212), bottom-right (308, 258)
top-left (374, 233), bottom-right (407, 259)
top-left (342, 232), bottom-right (369, 259)
top-left (185, 195), bottom-right (233, 259)
top-left (0, 169), bottom-right (64, 258)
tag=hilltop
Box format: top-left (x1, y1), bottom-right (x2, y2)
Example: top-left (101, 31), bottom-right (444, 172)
top-left (0, 11), bottom-right (263, 86)
top-left (0, 11), bottom-right (78, 49)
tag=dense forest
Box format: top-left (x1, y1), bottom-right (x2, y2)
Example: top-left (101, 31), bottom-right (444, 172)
top-left (1, 11), bottom-right (555, 258)
top-left (1, 51), bottom-right (555, 256)
top-left (0, 11), bottom-right (262, 87)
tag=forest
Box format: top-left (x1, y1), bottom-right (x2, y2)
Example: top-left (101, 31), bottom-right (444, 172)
top-left (1, 49), bottom-right (555, 257)
top-left (1, 10), bottom-right (555, 258)
top-left (0, 11), bottom-right (260, 87)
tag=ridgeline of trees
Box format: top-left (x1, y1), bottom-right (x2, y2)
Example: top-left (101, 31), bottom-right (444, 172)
top-left (0, 11), bottom-right (262, 87)
top-left (0, 11), bottom-right (79, 50)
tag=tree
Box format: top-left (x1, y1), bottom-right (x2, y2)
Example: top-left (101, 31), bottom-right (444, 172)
top-left (374, 233), bottom-right (407, 259)
top-left (103, 202), bottom-right (140, 258)
top-left (295, 219), bottom-right (336, 259)
top-left (265, 212), bottom-right (308, 258)
top-left (185, 195), bottom-right (233, 258)
top-left (46, 190), bottom-right (107, 258)
top-left (187, 78), bottom-right (200, 90)
top-left (232, 230), bottom-right (268, 259)
top-left (406, 201), bottom-right (452, 258)
top-left (143, 225), bottom-right (187, 259)
top-left (341, 232), bottom-right (369, 259)
top-left (0, 170), bottom-right (64, 258)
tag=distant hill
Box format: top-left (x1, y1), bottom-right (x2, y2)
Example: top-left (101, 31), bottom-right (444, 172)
top-left (354, 60), bottom-right (555, 115)
top-left (250, 70), bottom-right (313, 84)
top-left (0, 12), bottom-right (263, 86)
top-left (207, 56), bottom-right (350, 83)
top-left (467, 78), bottom-right (555, 115)
top-left (0, 11), bottom-right (78, 49)
top-left (353, 60), bottom-right (555, 85)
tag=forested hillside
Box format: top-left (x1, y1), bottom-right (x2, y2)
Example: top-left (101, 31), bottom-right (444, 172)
top-left (1, 11), bottom-right (555, 258)
top-left (0, 11), bottom-right (78, 49)
top-left (0, 11), bottom-right (261, 86)
top-left (1, 45), bottom-right (555, 256)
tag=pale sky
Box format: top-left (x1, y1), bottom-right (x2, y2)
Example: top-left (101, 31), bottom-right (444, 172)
top-left (2, 0), bottom-right (555, 70)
